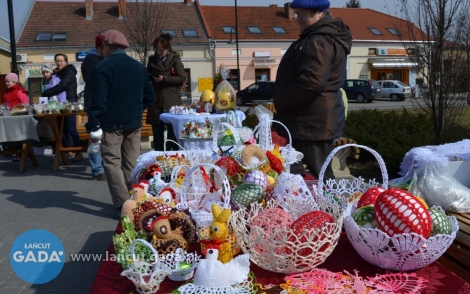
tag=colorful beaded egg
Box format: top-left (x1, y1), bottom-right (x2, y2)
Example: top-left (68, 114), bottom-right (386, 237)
top-left (352, 205), bottom-right (378, 228)
top-left (374, 188), bottom-right (432, 238)
top-left (231, 183), bottom-right (265, 208)
top-left (250, 208), bottom-right (293, 254)
top-left (244, 170), bottom-right (268, 190)
top-left (357, 186), bottom-right (386, 208)
top-left (429, 207), bottom-right (452, 236)
top-left (289, 210), bottom-right (335, 256)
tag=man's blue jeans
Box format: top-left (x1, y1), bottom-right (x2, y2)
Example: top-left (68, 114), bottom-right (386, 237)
top-left (89, 152), bottom-right (104, 177)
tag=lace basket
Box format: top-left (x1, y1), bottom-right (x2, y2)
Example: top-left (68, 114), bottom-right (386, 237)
top-left (160, 248), bottom-right (200, 281)
top-left (229, 197), bottom-right (343, 274)
top-left (176, 163), bottom-right (231, 228)
top-left (120, 239), bottom-right (171, 294)
top-left (344, 204), bottom-right (458, 271)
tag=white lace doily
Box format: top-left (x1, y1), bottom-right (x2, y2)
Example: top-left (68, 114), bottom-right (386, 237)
top-left (399, 139), bottom-right (470, 177)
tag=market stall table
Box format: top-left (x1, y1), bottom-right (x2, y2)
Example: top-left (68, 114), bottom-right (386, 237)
top-left (90, 222), bottom-right (470, 293)
top-left (0, 115), bottom-right (39, 173)
top-left (33, 112), bottom-right (86, 171)
top-left (159, 110), bottom-right (246, 148)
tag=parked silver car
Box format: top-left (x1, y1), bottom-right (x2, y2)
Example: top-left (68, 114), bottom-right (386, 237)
top-left (377, 80), bottom-right (412, 101)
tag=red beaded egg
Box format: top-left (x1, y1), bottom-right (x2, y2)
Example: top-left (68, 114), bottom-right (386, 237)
top-left (289, 210), bottom-right (335, 256)
top-left (374, 188), bottom-right (432, 238)
top-left (357, 186), bottom-right (386, 208)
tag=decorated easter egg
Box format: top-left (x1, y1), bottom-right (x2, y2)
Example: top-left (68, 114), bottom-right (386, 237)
top-left (250, 208), bottom-right (293, 254)
top-left (429, 207), bottom-right (452, 236)
top-left (231, 183), bottom-right (265, 208)
top-left (289, 210), bottom-right (335, 256)
top-left (265, 188), bottom-right (276, 202)
top-left (352, 205), bottom-right (378, 228)
top-left (200, 89), bottom-right (215, 105)
top-left (215, 91), bottom-right (235, 111)
top-left (244, 170), bottom-right (268, 190)
top-left (374, 188), bottom-right (432, 238)
top-left (215, 157), bottom-right (243, 177)
top-left (357, 187), bottom-right (386, 208)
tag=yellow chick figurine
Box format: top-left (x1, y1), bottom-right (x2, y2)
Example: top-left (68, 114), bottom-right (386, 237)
top-left (209, 204), bottom-right (233, 264)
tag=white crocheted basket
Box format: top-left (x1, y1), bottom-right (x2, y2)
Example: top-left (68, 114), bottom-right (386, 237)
top-left (230, 197), bottom-right (343, 274)
top-left (120, 239), bottom-right (171, 294)
top-left (344, 204), bottom-right (458, 271)
top-left (160, 248), bottom-right (200, 281)
top-left (176, 163), bottom-right (231, 228)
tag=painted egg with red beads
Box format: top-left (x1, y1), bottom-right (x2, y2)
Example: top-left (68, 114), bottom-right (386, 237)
top-left (357, 186), bottom-right (386, 208)
top-left (374, 188), bottom-right (432, 238)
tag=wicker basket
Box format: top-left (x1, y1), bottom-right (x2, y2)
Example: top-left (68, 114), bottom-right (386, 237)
top-left (176, 163), bottom-right (231, 228)
top-left (320, 144), bottom-right (459, 271)
top-left (230, 197), bottom-right (343, 274)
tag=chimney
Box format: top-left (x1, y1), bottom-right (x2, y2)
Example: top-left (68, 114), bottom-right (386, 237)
top-left (118, 0), bottom-right (126, 19)
top-left (184, 0), bottom-right (192, 5)
top-left (85, 0), bottom-right (93, 20)
top-left (284, 2), bottom-right (294, 19)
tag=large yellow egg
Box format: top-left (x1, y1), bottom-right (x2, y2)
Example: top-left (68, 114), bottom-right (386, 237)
top-left (216, 91), bottom-right (235, 110)
top-left (200, 90), bottom-right (215, 105)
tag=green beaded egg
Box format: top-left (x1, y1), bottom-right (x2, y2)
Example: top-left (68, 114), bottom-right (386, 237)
top-left (429, 207), bottom-right (452, 236)
top-left (231, 183), bottom-right (265, 208)
top-left (352, 205), bottom-right (378, 228)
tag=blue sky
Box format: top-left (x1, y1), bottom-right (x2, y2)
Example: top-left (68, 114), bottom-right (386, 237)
top-left (0, 0), bottom-right (395, 41)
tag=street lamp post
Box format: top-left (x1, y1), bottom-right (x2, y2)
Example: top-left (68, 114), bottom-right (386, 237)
top-left (235, 0), bottom-right (240, 90)
top-left (7, 0), bottom-right (18, 75)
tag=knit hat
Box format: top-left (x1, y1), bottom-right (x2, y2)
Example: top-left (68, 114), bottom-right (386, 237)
top-left (290, 0), bottom-right (330, 12)
top-left (103, 30), bottom-right (129, 49)
top-left (5, 73), bottom-right (18, 83)
top-left (41, 64), bottom-right (53, 73)
top-left (95, 34), bottom-right (103, 47)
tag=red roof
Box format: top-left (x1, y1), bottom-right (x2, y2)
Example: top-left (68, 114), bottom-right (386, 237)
top-left (201, 5), bottom-right (421, 42)
top-left (18, 1), bottom-right (209, 47)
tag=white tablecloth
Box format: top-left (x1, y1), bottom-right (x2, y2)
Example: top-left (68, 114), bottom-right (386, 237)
top-left (159, 110), bottom-right (246, 145)
top-left (0, 115), bottom-right (39, 143)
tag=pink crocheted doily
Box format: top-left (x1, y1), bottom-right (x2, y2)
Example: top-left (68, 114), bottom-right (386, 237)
top-left (284, 268), bottom-right (427, 293)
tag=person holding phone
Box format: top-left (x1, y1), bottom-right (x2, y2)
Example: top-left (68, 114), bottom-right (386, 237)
top-left (146, 33), bottom-right (185, 151)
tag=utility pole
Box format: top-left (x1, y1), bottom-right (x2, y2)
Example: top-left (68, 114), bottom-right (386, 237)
top-left (8, 0), bottom-right (18, 75)
top-left (235, 0), bottom-right (240, 90)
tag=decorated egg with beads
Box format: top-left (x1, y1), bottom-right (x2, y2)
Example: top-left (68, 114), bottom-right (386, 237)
top-left (289, 211), bottom-right (335, 256)
top-left (374, 188), bottom-right (432, 238)
top-left (244, 170), bottom-right (268, 190)
top-left (231, 183), bottom-right (265, 208)
top-left (250, 208), bottom-right (293, 254)
top-left (357, 187), bottom-right (386, 208)
top-left (429, 207), bottom-right (452, 236)
top-left (352, 205), bottom-right (378, 229)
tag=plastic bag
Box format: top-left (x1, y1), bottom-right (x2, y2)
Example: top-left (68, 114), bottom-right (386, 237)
top-left (408, 162), bottom-right (470, 213)
top-left (214, 67), bottom-right (236, 113)
top-left (252, 104), bottom-right (273, 121)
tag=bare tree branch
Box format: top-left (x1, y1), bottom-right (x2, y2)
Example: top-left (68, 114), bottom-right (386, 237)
top-left (118, 0), bottom-right (170, 65)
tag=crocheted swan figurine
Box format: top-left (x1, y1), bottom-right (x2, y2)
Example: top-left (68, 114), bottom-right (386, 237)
top-left (177, 246), bottom-right (250, 293)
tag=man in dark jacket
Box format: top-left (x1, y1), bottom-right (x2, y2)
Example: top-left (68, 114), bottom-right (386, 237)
top-left (86, 30), bottom-right (155, 208)
top-left (81, 35), bottom-right (106, 181)
top-left (273, 0), bottom-right (352, 181)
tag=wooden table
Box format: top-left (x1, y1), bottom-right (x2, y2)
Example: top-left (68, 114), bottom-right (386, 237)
top-left (34, 112), bottom-right (86, 172)
top-left (0, 115), bottom-right (39, 173)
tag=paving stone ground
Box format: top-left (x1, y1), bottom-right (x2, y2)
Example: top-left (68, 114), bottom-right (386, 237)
top-left (0, 152), bottom-right (142, 293)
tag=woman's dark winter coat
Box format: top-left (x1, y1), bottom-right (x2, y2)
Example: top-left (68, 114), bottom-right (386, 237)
top-left (42, 64), bottom-right (78, 102)
top-left (146, 51), bottom-right (185, 125)
top-left (273, 13), bottom-right (352, 141)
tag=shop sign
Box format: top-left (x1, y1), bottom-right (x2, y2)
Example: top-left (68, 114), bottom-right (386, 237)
top-left (377, 48), bottom-right (408, 56)
top-left (75, 51), bottom-right (88, 61)
top-left (254, 51), bottom-right (270, 57)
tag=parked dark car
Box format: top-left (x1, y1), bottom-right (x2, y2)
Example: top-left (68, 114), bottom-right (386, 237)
top-left (236, 81), bottom-right (275, 106)
top-left (181, 90), bottom-right (192, 105)
top-left (343, 79), bottom-right (381, 103)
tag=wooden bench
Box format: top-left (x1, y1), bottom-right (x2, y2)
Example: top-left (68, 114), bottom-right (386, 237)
top-left (438, 213), bottom-right (470, 283)
top-left (73, 109), bottom-right (153, 142)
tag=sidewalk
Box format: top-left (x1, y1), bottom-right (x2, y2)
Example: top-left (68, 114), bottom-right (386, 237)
top-left (0, 152), bottom-right (134, 293)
